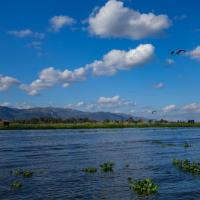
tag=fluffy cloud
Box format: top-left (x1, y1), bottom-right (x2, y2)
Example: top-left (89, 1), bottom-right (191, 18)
top-left (0, 102), bottom-right (10, 107)
top-left (89, 44), bottom-right (155, 76)
top-left (161, 103), bottom-right (200, 114)
top-left (0, 75), bottom-right (19, 91)
top-left (20, 67), bottom-right (87, 96)
top-left (66, 101), bottom-right (87, 109)
top-left (153, 83), bottom-right (165, 89)
top-left (166, 58), bottom-right (175, 65)
top-left (8, 29), bottom-right (45, 39)
top-left (19, 44), bottom-right (154, 95)
top-left (162, 104), bottom-right (177, 113)
top-left (182, 103), bottom-right (200, 113)
top-left (66, 96), bottom-right (135, 112)
top-left (97, 95), bottom-right (133, 106)
top-left (49, 15), bottom-right (76, 32)
top-left (187, 46), bottom-right (200, 60)
top-left (88, 0), bottom-right (171, 40)
top-left (98, 95), bottom-right (121, 104)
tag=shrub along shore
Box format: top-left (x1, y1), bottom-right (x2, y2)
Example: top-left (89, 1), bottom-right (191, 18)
top-left (1, 121), bottom-right (200, 130)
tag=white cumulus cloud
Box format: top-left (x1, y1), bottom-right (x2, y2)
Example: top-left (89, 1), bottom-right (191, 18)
top-left (66, 95), bottom-right (135, 112)
top-left (49, 15), bottom-right (76, 32)
top-left (88, 0), bottom-right (171, 40)
top-left (18, 44), bottom-right (154, 95)
top-left (98, 95), bottom-right (135, 107)
top-left (161, 103), bottom-right (200, 115)
top-left (162, 104), bottom-right (177, 113)
top-left (89, 44), bottom-right (155, 76)
top-left (182, 103), bottom-right (200, 113)
top-left (20, 67), bottom-right (87, 96)
top-left (187, 46), bottom-right (200, 60)
top-left (98, 95), bottom-right (121, 105)
top-left (0, 75), bottom-right (19, 91)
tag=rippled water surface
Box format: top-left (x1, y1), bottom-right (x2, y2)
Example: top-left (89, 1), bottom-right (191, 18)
top-left (1, 128), bottom-right (200, 200)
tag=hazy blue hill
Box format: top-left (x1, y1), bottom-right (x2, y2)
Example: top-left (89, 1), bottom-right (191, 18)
top-left (0, 106), bottom-right (141, 121)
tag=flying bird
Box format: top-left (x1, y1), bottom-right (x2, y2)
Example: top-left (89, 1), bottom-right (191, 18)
top-left (176, 49), bottom-right (186, 55)
top-left (152, 110), bottom-right (157, 114)
top-left (170, 49), bottom-right (187, 55)
top-left (170, 50), bottom-right (175, 55)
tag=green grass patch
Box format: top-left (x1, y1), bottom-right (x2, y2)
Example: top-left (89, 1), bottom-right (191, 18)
top-left (128, 178), bottom-right (158, 195)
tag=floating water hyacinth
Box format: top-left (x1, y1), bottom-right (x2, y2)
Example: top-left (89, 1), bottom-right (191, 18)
top-left (152, 140), bottom-right (176, 147)
top-left (183, 142), bottom-right (191, 148)
top-left (152, 140), bottom-right (162, 144)
top-left (82, 167), bottom-right (97, 173)
top-left (100, 162), bottom-right (114, 172)
top-left (11, 181), bottom-right (23, 189)
top-left (22, 170), bottom-right (33, 178)
top-left (11, 169), bottom-right (33, 178)
top-left (172, 159), bottom-right (200, 174)
top-left (128, 177), bottom-right (158, 195)
top-left (11, 169), bottom-right (22, 176)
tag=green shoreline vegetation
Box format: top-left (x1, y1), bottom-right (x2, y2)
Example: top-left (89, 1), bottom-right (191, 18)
top-left (1, 121), bottom-right (200, 130)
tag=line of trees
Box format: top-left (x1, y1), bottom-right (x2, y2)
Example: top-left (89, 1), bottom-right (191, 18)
top-left (11, 117), bottom-right (171, 124)
top-left (13, 117), bottom-right (98, 124)
top-left (4, 117), bottom-right (197, 124)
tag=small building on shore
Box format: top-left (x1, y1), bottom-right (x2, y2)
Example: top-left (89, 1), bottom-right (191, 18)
top-left (0, 119), bottom-right (10, 127)
top-left (188, 120), bottom-right (195, 124)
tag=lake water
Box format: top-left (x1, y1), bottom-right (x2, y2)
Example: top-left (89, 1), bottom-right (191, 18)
top-left (1, 128), bottom-right (200, 200)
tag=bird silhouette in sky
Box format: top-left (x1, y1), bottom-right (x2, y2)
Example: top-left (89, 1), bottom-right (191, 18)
top-left (170, 49), bottom-right (186, 55)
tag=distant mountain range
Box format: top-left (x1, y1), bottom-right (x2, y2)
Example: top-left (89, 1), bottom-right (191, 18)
top-left (0, 106), bottom-right (143, 121)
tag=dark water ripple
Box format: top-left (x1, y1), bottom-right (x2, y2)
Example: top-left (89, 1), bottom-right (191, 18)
top-left (1, 128), bottom-right (200, 199)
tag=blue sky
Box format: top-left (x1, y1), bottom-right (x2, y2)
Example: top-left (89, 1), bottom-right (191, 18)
top-left (1, 0), bottom-right (200, 120)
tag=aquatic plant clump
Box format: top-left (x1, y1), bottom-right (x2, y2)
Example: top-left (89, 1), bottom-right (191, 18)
top-left (100, 162), bottom-right (114, 172)
top-left (23, 170), bottom-right (34, 178)
top-left (172, 159), bottom-right (200, 174)
top-left (11, 169), bottom-right (22, 176)
top-left (183, 142), bottom-right (191, 148)
top-left (152, 140), bottom-right (176, 147)
top-left (82, 167), bottom-right (97, 173)
top-left (11, 169), bottom-right (33, 178)
top-left (11, 181), bottom-right (23, 189)
top-left (152, 140), bottom-right (162, 144)
top-left (128, 178), bottom-right (158, 195)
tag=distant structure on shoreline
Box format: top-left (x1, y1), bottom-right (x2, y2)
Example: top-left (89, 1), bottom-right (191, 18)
top-left (188, 120), bottom-right (195, 124)
top-left (0, 119), bottom-right (10, 127)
